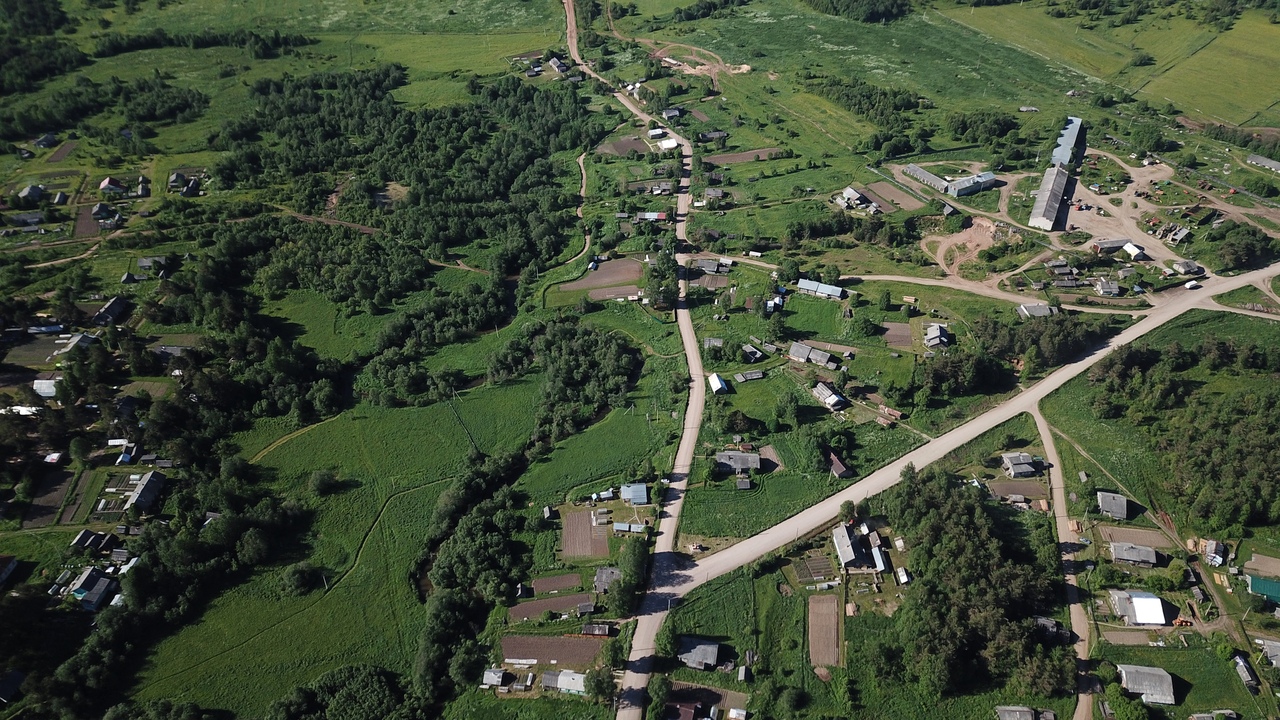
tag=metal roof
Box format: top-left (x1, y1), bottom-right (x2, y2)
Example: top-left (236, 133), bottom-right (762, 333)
top-left (1029, 165), bottom-right (1070, 231)
top-left (1116, 664), bottom-right (1175, 704)
top-left (797, 278), bottom-right (844, 298)
top-left (1051, 116), bottom-right (1083, 167)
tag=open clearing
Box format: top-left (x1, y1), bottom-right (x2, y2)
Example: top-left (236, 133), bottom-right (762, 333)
top-left (807, 594), bottom-right (840, 667)
top-left (562, 511), bottom-right (610, 557)
top-left (1245, 553), bottom-right (1280, 578)
top-left (531, 573), bottom-right (582, 594)
top-left (559, 258), bottom-right (643, 291)
top-left (1099, 525), bottom-right (1174, 548)
top-left (928, 217), bottom-right (999, 275)
top-left (705, 148), bottom-right (780, 165)
top-left (509, 593), bottom-right (592, 621)
top-left (500, 635), bottom-right (603, 667)
top-left (988, 480), bottom-right (1047, 499)
top-left (867, 182), bottom-right (924, 211)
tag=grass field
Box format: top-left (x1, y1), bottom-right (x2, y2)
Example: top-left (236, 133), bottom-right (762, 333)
top-left (262, 290), bottom-right (391, 360)
top-left (1213, 284), bottom-right (1279, 312)
top-left (134, 381), bottom-right (542, 715)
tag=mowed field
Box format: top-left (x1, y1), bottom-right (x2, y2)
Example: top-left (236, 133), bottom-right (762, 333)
top-left (133, 381), bottom-right (542, 715)
top-left (938, 5), bottom-right (1280, 125)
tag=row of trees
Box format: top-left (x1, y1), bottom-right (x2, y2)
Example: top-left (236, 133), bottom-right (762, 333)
top-left (93, 28), bottom-right (312, 59)
top-left (800, 0), bottom-right (913, 21)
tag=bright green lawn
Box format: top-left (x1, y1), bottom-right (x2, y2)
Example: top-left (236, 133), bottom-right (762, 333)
top-left (1096, 644), bottom-right (1271, 716)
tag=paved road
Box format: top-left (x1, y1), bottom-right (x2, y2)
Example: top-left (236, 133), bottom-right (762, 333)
top-left (1032, 410), bottom-right (1093, 720)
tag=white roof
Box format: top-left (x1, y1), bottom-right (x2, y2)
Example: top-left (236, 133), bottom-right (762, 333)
top-left (708, 373), bottom-right (729, 392)
top-left (1131, 592), bottom-right (1166, 625)
top-left (659, 138), bottom-right (679, 150)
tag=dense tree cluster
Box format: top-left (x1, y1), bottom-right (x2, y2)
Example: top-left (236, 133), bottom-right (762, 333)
top-left (800, 0), bottom-right (913, 22)
top-left (943, 110), bottom-right (1019, 145)
top-left (808, 77), bottom-right (921, 151)
top-left (1201, 220), bottom-right (1277, 271)
top-left (267, 665), bottom-right (411, 720)
top-left (911, 349), bottom-right (1010, 405)
top-left (1087, 338), bottom-right (1280, 531)
top-left (0, 36), bottom-right (86, 95)
top-left (93, 28), bottom-right (313, 59)
top-left (785, 211), bottom-right (920, 247)
top-left (671, 0), bottom-right (750, 20)
top-left (358, 279), bottom-right (510, 406)
top-left (1203, 122), bottom-right (1280, 163)
top-left (254, 218), bottom-right (433, 311)
top-left (972, 312), bottom-right (1120, 368)
top-left (212, 67), bottom-right (609, 275)
top-left (2, 76), bottom-right (208, 140)
top-left (871, 465), bottom-right (1073, 700)
top-left (489, 317), bottom-right (641, 444)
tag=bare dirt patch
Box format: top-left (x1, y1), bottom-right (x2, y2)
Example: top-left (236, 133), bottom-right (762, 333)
top-left (562, 511), bottom-right (610, 557)
top-left (73, 205), bottom-right (97, 238)
top-left (988, 480), bottom-right (1047, 499)
top-left (531, 573), bottom-right (583, 594)
top-left (694, 275), bottom-right (729, 289)
top-left (45, 143), bottom-right (78, 164)
top-left (22, 468), bottom-right (74, 528)
top-left (759, 444), bottom-right (783, 472)
top-left (1246, 553), bottom-right (1280, 578)
top-left (589, 286), bottom-right (642, 301)
top-left (689, 109), bottom-right (710, 122)
top-left (925, 217), bottom-right (998, 275)
top-left (795, 555), bottom-right (836, 582)
top-left (808, 594), bottom-right (840, 667)
top-left (705, 148), bottom-right (780, 165)
top-left (1104, 631), bottom-right (1155, 645)
top-left (868, 182), bottom-right (924, 211)
top-left (597, 136), bottom-right (650, 156)
top-left (560, 258), bottom-right (643, 291)
top-left (881, 322), bottom-right (912, 347)
top-left (509, 592), bottom-right (592, 621)
top-left (1099, 525), bottom-right (1174, 548)
top-left (500, 635), bottom-right (603, 668)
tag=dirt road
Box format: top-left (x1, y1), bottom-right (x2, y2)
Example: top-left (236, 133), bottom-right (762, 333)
top-left (1033, 410), bottom-right (1093, 720)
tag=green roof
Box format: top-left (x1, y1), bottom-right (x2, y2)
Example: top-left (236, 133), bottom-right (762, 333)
top-left (1247, 574), bottom-right (1280, 602)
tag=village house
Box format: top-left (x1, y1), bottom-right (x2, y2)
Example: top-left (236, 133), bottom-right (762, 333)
top-left (1094, 279), bottom-right (1120, 297)
top-left (620, 483), bottom-right (649, 506)
top-left (99, 177), bottom-right (127, 195)
top-left (124, 470), bottom-right (166, 513)
top-left (796, 278), bottom-right (844, 300)
top-left (1202, 539), bottom-right (1227, 567)
top-left (482, 668), bottom-right (507, 687)
top-left (16, 185), bottom-right (43, 205)
top-left (677, 637), bottom-right (720, 670)
top-left (811, 381), bottom-right (846, 410)
top-left (924, 323), bottom-right (952, 349)
top-left (829, 451), bottom-right (853, 478)
top-left (1109, 589), bottom-right (1167, 626)
top-left (1016, 303), bottom-right (1058, 320)
top-left (1097, 491), bottom-right (1130, 520)
top-left (92, 296), bottom-right (130, 326)
top-left (594, 566), bottom-right (621, 593)
top-left (715, 451), bottom-right (760, 475)
top-left (1116, 664), bottom-right (1175, 705)
top-left (708, 373), bottom-right (730, 395)
top-left (34, 133), bottom-right (58, 149)
top-left (1001, 452), bottom-right (1037, 478)
top-left (1110, 541), bottom-right (1158, 568)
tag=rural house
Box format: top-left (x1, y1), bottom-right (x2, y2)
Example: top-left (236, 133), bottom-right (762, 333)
top-left (124, 470), bottom-right (166, 513)
top-left (92, 296), bottom-right (130, 326)
top-left (1234, 655), bottom-right (1259, 693)
top-left (796, 278), bottom-right (844, 300)
top-left (994, 707), bottom-right (1036, 720)
top-left (812, 381), bottom-right (846, 410)
top-left (715, 451), bottom-right (760, 475)
top-left (1097, 491), bottom-right (1130, 520)
top-left (1108, 589), bottom-right (1167, 626)
top-left (924, 324), bottom-right (952, 349)
top-left (620, 483), bottom-right (649, 506)
top-left (35, 133), bottom-right (58, 149)
top-left (594, 566), bottom-right (621, 593)
top-left (99, 177), bottom-right (127, 195)
top-left (1110, 542), bottom-right (1158, 568)
top-left (482, 668), bottom-right (506, 686)
top-left (16, 185), bottom-right (43, 204)
top-left (708, 373), bottom-right (730, 395)
top-left (829, 451), bottom-right (853, 479)
top-left (1016, 303), bottom-right (1058, 320)
top-left (1094, 279), bottom-right (1120, 297)
top-left (832, 524), bottom-right (872, 570)
top-left (1001, 452), bottom-right (1037, 478)
top-left (1116, 664), bottom-right (1175, 705)
top-left (1202, 539), bottom-right (1227, 567)
top-left (677, 637), bottom-right (720, 670)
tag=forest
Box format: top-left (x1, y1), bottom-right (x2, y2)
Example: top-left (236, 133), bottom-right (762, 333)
top-left (866, 465), bottom-right (1074, 700)
top-left (971, 312), bottom-right (1122, 372)
top-left (1085, 337), bottom-right (1280, 532)
top-left (810, 77), bottom-right (921, 156)
top-left (213, 67), bottom-right (611, 276)
top-left (799, 0), bottom-right (913, 21)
